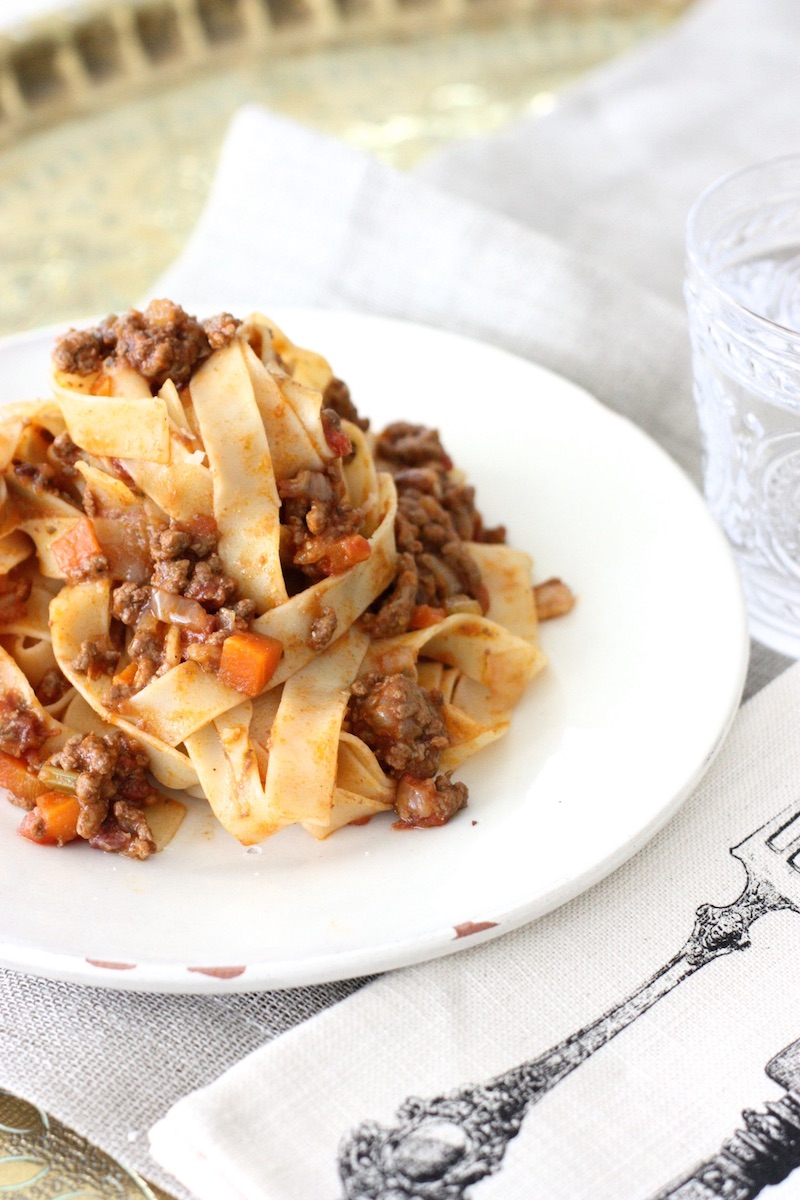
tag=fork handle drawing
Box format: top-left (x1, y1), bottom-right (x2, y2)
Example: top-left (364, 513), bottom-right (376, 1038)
top-left (338, 877), bottom-right (790, 1200)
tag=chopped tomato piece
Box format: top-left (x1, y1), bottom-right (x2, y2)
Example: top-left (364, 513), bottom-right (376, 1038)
top-left (321, 409), bottom-right (352, 459)
top-left (182, 513), bottom-right (218, 543)
top-left (18, 790), bottom-right (81, 845)
top-left (319, 534), bottom-right (371, 576)
top-left (218, 632), bottom-right (283, 697)
top-left (294, 533), bottom-right (371, 575)
top-left (50, 516), bottom-right (104, 580)
top-left (0, 750), bottom-right (49, 806)
top-left (409, 604), bottom-right (446, 630)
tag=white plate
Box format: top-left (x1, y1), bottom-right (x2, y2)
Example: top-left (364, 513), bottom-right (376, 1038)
top-left (0, 309), bottom-right (748, 993)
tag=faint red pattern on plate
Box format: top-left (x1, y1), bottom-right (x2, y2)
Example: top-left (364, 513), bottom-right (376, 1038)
top-left (186, 965), bottom-right (247, 979)
top-left (85, 959), bottom-right (137, 970)
top-left (452, 921), bottom-right (498, 939)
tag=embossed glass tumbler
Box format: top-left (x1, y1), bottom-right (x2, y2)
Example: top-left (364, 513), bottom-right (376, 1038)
top-left (685, 155), bottom-right (800, 657)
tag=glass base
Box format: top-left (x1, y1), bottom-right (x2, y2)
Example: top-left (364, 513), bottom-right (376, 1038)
top-left (733, 556), bottom-right (800, 659)
top-left (748, 614), bottom-right (800, 660)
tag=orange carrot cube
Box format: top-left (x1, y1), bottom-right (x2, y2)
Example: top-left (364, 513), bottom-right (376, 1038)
top-left (409, 605), bottom-right (446, 630)
top-left (218, 632), bottom-right (283, 698)
top-left (0, 750), bottom-right (49, 807)
top-left (50, 517), bottom-right (104, 581)
top-left (18, 791), bottom-right (81, 846)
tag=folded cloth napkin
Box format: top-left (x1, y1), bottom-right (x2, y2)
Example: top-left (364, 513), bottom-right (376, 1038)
top-left (2, 0), bottom-right (800, 1195)
top-left (149, 656), bottom-right (800, 1200)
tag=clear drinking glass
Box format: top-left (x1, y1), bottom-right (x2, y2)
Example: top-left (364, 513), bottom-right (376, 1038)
top-left (685, 155), bottom-right (800, 658)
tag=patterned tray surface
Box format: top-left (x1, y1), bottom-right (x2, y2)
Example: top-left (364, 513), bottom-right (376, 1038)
top-left (0, 1091), bottom-right (171, 1199)
top-left (0, 4), bottom-right (689, 336)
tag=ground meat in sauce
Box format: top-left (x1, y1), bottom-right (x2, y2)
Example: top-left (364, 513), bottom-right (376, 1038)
top-left (44, 731), bottom-right (156, 858)
top-left (51, 300), bottom-right (240, 392)
top-left (69, 637), bottom-right (120, 680)
top-left (48, 432), bottom-right (81, 474)
top-left (440, 478), bottom-right (506, 545)
top-left (375, 422), bottom-right (452, 470)
top-left (361, 423), bottom-right (504, 637)
top-left (393, 772), bottom-right (468, 829)
top-left (106, 515), bottom-right (255, 697)
top-left (110, 582), bottom-right (150, 627)
top-left (308, 605), bottom-right (337, 650)
top-left (183, 557), bottom-right (237, 609)
top-left (322, 377), bottom-right (369, 431)
top-left (119, 627), bottom-right (162, 695)
top-left (34, 668), bottom-right (70, 708)
top-left (363, 474), bottom-right (486, 635)
top-left (376, 423), bottom-right (506, 544)
top-left (89, 801), bottom-right (155, 860)
top-left (70, 550), bottom-right (109, 583)
top-left (0, 574), bottom-right (32, 624)
top-left (361, 552), bottom-right (418, 640)
top-left (0, 694), bottom-right (48, 761)
top-left (346, 672), bottom-right (450, 779)
top-left (147, 517), bottom-right (237, 609)
top-left (13, 460), bottom-right (58, 494)
top-left (151, 517), bottom-right (218, 563)
top-left (279, 466), bottom-right (363, 581)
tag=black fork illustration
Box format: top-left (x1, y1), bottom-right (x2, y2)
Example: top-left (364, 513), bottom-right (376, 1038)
top-left (653, 1035), bottom-right (800, 1199)
top-left (337, 800), bottom-right (800, 1199)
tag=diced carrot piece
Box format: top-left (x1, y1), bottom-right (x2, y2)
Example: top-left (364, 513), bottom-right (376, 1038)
top-left (0, 750), bottom-right (49, 806)
top-left (17, 790), bottom-right (81, 846)
top-left (112, 662), bottom-right (137, 688)
top-left (409, 604), bottom-right (446, 630)
top-left (50, 516), bottom-right (103, 580)
top-left (89, 373), bottom-right (112, 396)
top-left (218, 632), bottom-right (283, 698)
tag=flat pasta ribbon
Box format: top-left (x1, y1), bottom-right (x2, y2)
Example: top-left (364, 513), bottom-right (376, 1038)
top-left (0, 304), bottom-right (563, 860)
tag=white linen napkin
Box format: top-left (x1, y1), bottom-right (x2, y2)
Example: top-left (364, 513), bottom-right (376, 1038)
top-left (3, 0), bottom-right (800, 1195)
top-left (149, 656), bottom-right (800, 1200)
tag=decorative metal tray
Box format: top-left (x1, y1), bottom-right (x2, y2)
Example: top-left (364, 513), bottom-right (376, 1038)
top-left (0, 1090), bottom-right (171, 1198)
top-left (0, 1), bottom-right (690, 337)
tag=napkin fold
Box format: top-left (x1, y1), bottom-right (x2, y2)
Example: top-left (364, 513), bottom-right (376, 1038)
top-left (419, 0), bottom-right (800, 308)
top-left (155, 108), bottom-right (694, 480)
top-left (149, 657), bottom-right (800, 1200)
top-left (3, 0), bottom-right (800, 1195)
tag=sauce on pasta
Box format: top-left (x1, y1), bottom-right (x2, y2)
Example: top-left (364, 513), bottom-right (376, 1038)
top-left (0, 302), bottom-right (573, 858)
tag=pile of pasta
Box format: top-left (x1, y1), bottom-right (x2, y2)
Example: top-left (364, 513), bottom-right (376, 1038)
top-left (0, 309), bottom-right (551, 853)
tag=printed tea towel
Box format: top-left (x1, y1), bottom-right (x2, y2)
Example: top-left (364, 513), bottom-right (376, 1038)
top-left (150, 657), bottom-right (800, 1199)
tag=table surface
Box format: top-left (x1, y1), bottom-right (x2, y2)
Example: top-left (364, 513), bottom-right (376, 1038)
top-left (0, 3), bottom-right (690, 1197)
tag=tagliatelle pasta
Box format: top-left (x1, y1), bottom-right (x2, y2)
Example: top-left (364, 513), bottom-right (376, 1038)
top-left (0, 301), bottom-right (573, 861)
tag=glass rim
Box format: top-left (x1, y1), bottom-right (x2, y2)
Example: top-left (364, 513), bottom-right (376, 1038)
top-left (685, 153), bottom-right (800, 344)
